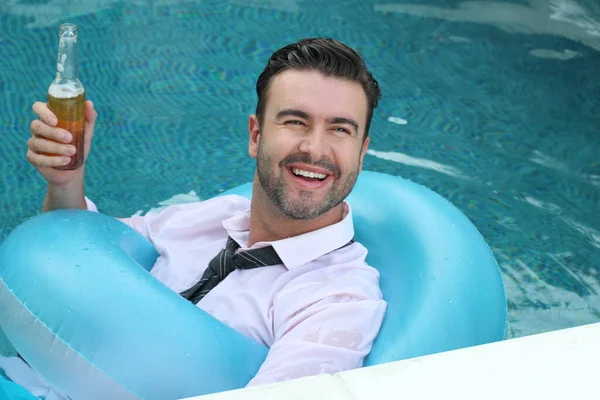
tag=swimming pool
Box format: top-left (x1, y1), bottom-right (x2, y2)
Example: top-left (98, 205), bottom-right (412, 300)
top-left (0, 0), bottom-right (598, 342)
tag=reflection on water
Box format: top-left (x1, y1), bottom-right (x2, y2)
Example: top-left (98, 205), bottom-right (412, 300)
top-left (0, 0), bottom-right (123, 28)
top-left (375, 0), bottom-right (600, 51)
top-left (367, 149), bottom-right (470, 180)
top-left (529, 48), bottom-right (581, 59)
top-left (500, 250), bottom-right (600, 337)
top-left (530, 150), bottom-right (600, 189)
top-left (232, 0), bottom-right (301, 12)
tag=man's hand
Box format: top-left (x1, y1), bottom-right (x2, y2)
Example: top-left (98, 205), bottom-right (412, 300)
top-left (27, 100), bottom-right (97, 186)
top-left (27, 100), bottom-right (98, 211)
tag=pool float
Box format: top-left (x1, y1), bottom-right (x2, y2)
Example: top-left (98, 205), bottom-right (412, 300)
top-left (0, 171), bottom-right (507, 399)
top-left (0, 375), bottom-right (37, 400)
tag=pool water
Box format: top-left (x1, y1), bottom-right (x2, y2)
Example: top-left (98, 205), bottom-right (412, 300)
top-left (0, 0), bottom-right (598, 340)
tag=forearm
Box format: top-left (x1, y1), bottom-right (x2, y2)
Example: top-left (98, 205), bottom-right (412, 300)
top-left (42, 171), bottom-right (87, 212)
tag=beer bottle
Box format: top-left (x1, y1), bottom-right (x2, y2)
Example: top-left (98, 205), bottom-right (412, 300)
top-left (47, 23), bottom-right (86, 170)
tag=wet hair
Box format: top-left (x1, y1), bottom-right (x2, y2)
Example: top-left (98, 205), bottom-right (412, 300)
top-left (255, 38), bottom-right (381, 140)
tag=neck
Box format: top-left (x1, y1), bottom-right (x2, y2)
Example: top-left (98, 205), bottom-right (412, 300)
top-left (247, 176), bottom-right (344, 247)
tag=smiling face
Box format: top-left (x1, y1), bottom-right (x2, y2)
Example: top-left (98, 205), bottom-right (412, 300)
top-left (248, 68), bottom-right (370, 220)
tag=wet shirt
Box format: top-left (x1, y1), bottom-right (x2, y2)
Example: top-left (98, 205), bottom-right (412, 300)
top-left (105, 194), bottom-right (387, 386)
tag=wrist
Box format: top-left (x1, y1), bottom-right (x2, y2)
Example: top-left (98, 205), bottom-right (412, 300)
top-left (48, 178), bottom-right (83, 193)
top-left (44, 172), bottom-right (86, 212)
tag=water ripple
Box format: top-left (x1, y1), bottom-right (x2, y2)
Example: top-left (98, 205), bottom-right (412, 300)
top-left (367, 149), bottom-right (470, 180)
top-left (375, 0), bottom-right (600, 52)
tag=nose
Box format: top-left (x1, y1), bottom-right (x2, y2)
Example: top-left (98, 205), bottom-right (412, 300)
top-left (298, 126), bottom-right (327, 160)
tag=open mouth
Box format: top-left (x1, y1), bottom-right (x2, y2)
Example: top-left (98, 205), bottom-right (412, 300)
top-left (286, 166), bottom-right (332, 189)
top-left (291, 167), bottom-right (327, 181)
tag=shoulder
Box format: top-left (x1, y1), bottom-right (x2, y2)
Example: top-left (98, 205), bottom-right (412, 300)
top-left (120, 194), bottom-right (250, 236)
top-left (321, 240), bottom-right (379, 283)
top-left (278, 243), bottom-right (383, 304)
top-left (139, 194), bottom-right (249, 221)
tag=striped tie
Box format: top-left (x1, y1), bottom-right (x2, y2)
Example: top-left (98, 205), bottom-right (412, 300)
top-left (180, 236), bottom-right (282, 304)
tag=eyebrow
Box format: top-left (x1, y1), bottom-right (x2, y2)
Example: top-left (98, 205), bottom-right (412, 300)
top-left (329, 116), bottom-right (359, 132)
top-left (275, 108), bottom-right (310, 121)
top-left (275, 108), bottom-right (360, 132)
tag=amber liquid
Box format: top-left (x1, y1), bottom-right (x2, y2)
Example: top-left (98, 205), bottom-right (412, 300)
top-left (47, 91), bottom-right (86, 170)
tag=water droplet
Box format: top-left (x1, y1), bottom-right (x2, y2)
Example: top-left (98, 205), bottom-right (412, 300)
top-left (448, 299), bottom-right (453, 304)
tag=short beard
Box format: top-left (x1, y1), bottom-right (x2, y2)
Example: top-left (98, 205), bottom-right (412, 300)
top-left (256, 145), bottom-right (359, 220)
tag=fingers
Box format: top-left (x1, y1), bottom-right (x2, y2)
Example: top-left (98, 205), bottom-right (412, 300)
top-left (85, 100), bottom-right (97, 124)
top-left (32, 101), bottom-right (57, 127)
top-left (30, 101), bottom-right (72, 143)
top-left (28, 135), bottom-right (76, 156)
top-left (84, 100), bottom-right (97, 142)
top-left (29, 119), bottom-right (72, 142)
top-left (26, 135), bottom-right (75, 168)
top-left (27, 119), bottom-right (76, 169)
top-left (28, 99), bottom-right (95, 170)
top-left (26, 148), bottom-right (72, 168)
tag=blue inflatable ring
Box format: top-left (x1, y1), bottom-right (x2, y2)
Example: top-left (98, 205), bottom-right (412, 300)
top-left (0, 171), bottom-right (507, 399)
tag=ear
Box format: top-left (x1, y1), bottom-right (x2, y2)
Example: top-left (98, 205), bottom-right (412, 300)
top-left (248, 114), bottom-right (261, 159)
top-left (358, 136), bottom-right (370, 171)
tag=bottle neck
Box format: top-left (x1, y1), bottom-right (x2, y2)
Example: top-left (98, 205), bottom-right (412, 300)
top-left (55, 34), bottom-right (79, 81)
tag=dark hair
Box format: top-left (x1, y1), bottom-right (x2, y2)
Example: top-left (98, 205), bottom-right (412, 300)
top-left (255, 38), bottom-right (381, 140)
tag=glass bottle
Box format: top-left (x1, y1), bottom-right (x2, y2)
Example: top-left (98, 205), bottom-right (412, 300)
top-left (47, 23), bottom-right (86, 170)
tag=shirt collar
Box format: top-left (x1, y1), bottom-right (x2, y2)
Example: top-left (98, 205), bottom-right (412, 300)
top-left (222, 201), bottom-right (355, 270)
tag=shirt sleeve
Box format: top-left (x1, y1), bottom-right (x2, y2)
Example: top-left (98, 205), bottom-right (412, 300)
top-left (83, 194), bottom-right (249, 245)
top-left (246, 266), bottom-right (387, 387)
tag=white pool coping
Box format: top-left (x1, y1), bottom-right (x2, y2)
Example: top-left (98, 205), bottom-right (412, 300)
top-left (183, 322), bottom-right (600, 399)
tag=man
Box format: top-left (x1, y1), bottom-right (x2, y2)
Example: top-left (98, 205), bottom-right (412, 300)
top-left (5, 38), bottom-right (386, 396)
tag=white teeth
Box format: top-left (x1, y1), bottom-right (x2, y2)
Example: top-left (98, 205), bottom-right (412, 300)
top-left (292, 168), bottom-right (327, 179)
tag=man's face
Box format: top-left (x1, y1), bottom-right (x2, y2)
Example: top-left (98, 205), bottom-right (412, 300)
top-left (248, 69), bottom-right (370, 220)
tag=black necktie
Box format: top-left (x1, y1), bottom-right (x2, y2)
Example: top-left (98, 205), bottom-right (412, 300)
top-left (180, 236), bottom-right (282, 304)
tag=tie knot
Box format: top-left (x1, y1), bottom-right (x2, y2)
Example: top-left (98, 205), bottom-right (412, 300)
top-left (232, 245), bottom-right (282, 270)
top-left (179, 237), bottom-right (281, 304)
top-left (225, 236), bottom-right (241, 254)
top-left (181, 236), bottom-right (354, 305)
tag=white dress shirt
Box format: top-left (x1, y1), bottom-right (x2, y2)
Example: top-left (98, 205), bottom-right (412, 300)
top-left (0, 194), bottom-right (386, 394)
